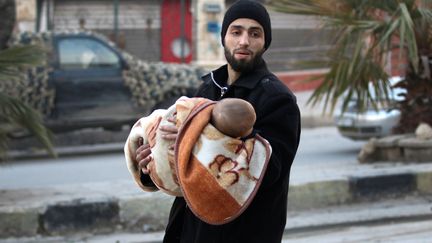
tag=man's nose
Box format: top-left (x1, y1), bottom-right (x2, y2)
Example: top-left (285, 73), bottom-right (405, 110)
top-left (238, 33), bottom-right (250, 46)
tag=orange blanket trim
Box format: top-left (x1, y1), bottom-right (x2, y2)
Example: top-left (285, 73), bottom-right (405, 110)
top-left (175, 100), bottom-right (271, 225)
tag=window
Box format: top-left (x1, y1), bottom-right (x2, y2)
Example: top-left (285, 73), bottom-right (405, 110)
top-left (58, 38), bottom-right (120, 69)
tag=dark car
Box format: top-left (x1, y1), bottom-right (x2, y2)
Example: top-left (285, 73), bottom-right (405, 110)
top-left (9, 31), bottom-right (203, 133)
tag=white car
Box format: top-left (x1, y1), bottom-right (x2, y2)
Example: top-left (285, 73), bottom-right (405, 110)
top-left (334, 77), bottom-right (405, 140)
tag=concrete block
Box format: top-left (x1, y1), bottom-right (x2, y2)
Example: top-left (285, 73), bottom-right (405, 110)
top-left (358, 139), bottom-right (379, 163)
top-left (40, 199), bottom-right (119, 235)
top-left (417, 172), bottom-right (432, 194)
top-left (399, 137), bottom-right (432, 148)
top-left (396, 137), bottom-right (432, 162)
top-left (287, 180), bottom-right (351, 210)
top-left (119, 194), bottom-right (173, 231)
top-left (368, 135), bottom-right (408, 162)
top-left (404, 148), bottom-right (432, 162)
top-left (350, 174), bottom-right (416, 199)
top-left (375, 134), bottom-right (409, 148)
top-left (0, 209), bottom-right (40, 237)
top-left (379, 147), bottom-right (403, 161)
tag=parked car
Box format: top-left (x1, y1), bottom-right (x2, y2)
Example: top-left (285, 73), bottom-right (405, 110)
top-left (7, 31), bottom-right (204, 134)
top-left (334, 76), bottom-right (406, 140)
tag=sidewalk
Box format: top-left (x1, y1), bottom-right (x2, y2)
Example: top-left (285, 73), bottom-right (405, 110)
top-left (3, 195), bottom-right (432, 242)
top-left (1, 158), bottom-right (431, 240)
top-left (1, 91), bottom-right (432, 240)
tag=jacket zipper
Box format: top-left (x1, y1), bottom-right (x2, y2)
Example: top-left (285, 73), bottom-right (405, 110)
top-left (210, 71), bottom-right (228, 99)
top-left (220, 87), bottom-right (228, 98)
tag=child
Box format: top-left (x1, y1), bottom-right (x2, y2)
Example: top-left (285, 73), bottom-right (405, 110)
top-left (124, 96), bottom-right (271, 225)
top-left (210, 98), bottom-right (256, 138)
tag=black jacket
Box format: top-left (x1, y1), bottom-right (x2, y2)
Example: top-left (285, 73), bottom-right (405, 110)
top-left (163, 62), bottom-right (301, 243)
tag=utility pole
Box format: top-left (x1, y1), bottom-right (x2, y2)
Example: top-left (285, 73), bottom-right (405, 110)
top-left (180, 0), bottom-right (185, 63)
top-left (113, 0), bottom-right (119, 45)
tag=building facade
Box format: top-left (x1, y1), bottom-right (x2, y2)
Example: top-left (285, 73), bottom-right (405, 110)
top-left (16, 0), bottom-right (333, 72)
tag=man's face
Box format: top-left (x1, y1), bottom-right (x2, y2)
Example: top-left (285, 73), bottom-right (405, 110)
top-left (224, 18), bottom-right (266, 73)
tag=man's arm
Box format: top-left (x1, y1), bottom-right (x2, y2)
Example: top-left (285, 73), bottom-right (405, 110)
top-left (254, 93), bottom-right (301, 188)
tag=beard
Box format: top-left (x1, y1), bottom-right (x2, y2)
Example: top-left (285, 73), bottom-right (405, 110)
top-left (224, 47), bottom-right (265, 74)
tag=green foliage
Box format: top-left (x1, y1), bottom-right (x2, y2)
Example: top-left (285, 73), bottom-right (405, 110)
top-left (0, 44), bottom-right (47, 80)
top-left (268, 0), bottom-right (427, 116)
top-left (0, 45), bottom-right (55, 159)
top-left (6, 33), bottom-right (55, 116)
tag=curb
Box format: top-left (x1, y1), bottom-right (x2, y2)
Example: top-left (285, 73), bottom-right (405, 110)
top-left (0, 194), bottom-right (173, 238)
top-left (287, 168), bottom-right (432, 210)
top-left (5, 195), bottom-right (431, 243)
top-left (284, 195), bottom-right (432, 235)
top-left (7, 143), bottom-right (125, 161)
top-left (1, 168), bottom-right (431, 239)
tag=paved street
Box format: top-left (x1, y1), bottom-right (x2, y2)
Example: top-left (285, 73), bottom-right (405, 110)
top-left (0, 152), bottom-right (129, 189)
top-left (283, 219), bottom-right (432, 243)
top-left (0, 126), bottom-right (365, 189)
top-left (2, 124), bottom-right (432, 242)
top-left (294, 126), bottom-right (364, 166)
top-left (4, 217), bottom-right (429, 243)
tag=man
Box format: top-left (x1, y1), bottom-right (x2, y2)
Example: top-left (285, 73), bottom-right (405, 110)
top-left (135, 0), bottom-right (301, 242)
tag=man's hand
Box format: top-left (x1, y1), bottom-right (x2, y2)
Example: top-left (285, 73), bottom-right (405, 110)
top-left (160, 113), bottom-right (178, 150)
top-left (136, 141), bottom-right (152, 174)
top-left (136, 114), bottom-right (178, 174)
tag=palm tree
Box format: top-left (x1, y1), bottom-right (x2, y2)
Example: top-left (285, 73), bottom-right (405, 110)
top-left (0, 45), bottom-right (55, 158)
top-left (269, 0), bottom-right (432, 133)
top-left (0, 0), bottom-right (54, 158)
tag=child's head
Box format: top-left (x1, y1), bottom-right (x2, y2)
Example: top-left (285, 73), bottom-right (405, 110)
top-left (211, 98), bottom-right (256, 138)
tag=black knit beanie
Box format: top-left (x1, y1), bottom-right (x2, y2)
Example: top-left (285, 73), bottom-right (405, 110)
top-left (221, 0), bottom-right (272, 50)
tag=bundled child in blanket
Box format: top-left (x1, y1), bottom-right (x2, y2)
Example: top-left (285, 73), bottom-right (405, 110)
top-left (124, 96), bottom-right (271, 224)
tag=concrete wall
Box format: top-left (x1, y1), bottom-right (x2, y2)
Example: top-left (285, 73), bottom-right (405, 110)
top-left (52, 0), bottom-right (161, 61)
top-left (16, 0), bottom-right (36, 32)
top-left (16, 0), bottom-right (334, 72)
top-left (194, 0), bottom-right (225, 68)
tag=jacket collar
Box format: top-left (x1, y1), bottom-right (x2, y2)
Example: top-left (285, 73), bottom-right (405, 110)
top-left (202, 60), bottom-right (271, 90)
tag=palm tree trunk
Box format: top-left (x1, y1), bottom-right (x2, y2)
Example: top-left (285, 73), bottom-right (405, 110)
top-left (395, 63), bottom-right (432, 133)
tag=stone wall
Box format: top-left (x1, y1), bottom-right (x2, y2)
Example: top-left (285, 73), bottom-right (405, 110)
top-left (359, 132), bottom-right (432, 163)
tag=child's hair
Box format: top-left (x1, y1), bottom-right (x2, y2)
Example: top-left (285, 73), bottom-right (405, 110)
top-left (211, 98), bottom-right (256, 138)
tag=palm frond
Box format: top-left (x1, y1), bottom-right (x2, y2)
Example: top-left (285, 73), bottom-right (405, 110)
top-left (0, 44), bottom-right (47, 81)
top-left (0, 44), bottom-right (54, 159)
top-left (399, 3), bottom-right (418, 72)
top-left (269, 0), bottom-right (423, 115)
top-left (0, 93), bottom-right (55, 158)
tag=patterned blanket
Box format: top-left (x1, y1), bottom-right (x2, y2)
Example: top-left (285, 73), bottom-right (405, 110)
top-left (124, 97), bottom-right (272, 225)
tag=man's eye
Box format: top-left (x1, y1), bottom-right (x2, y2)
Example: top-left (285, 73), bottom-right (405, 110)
top-left (251, 32), bottom-right (261, 38)
top-left (231, 31), bottom-right (240, 36)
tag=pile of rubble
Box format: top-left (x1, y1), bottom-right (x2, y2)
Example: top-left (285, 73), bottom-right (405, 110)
top-left (122, 52), bottom-right (205, 109)
top-left (3, 32), bottom-right (55, 116)
top-left (4, 30), bottom-right (206, 116)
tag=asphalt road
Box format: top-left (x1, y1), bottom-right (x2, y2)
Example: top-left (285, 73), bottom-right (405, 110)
top-left (282, 219), bottom-right (432, 243)
top-left (10, 218), bottom-right (429, 242)
top-left (0, 126), bottom-right (366, 189)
